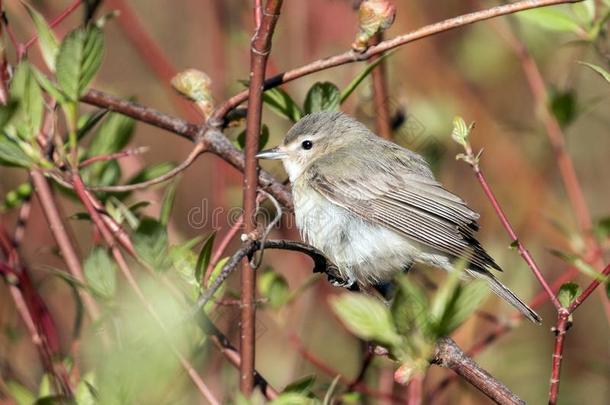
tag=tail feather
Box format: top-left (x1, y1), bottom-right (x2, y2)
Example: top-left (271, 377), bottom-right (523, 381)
top-left (467, 269), bottom-right (542, 324)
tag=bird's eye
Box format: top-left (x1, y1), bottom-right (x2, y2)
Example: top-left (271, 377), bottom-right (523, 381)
top-left (301, 140), bottom-right (313, 150)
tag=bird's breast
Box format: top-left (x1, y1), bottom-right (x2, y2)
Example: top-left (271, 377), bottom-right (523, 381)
top-left (292, 181), bottom-right (419, 284)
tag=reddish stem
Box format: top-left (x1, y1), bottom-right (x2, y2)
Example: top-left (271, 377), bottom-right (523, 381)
top-left (473, 167), bottom-right (562, 311)
top-left (240, 0), bottom-right (283, 395)
top-left (370, 33), bottom-right (392, 139)
top-left (568, 263), bottom-right (610, 314)
top-left (548, 314), bottom-right (569, 405)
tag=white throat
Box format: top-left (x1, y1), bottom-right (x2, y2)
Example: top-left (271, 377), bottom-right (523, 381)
top-left (282, 158), bottom-right (306, 182)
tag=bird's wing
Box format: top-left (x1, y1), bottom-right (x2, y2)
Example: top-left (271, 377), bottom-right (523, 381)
top-left (306, 146), bottom-right (500, 271)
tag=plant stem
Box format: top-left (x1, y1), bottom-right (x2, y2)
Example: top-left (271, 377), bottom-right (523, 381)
top-left (240, 0), bottom-right (283, 395)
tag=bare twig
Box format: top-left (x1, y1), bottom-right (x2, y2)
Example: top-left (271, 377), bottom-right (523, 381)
top-left (30, 170), bottom-right (103, 323)
top-left (204, 215), bottom-right (244, 284)
top-left (86, 142), bottom-right (205, 192)
top-left (568, 263), bottom-right (610, 313)
top-left (457, 141), bottom-right (562, 312)
top-left (71, 173), bottom-right (220, 404)
top-left (209, 0), bottom-right (583, 124)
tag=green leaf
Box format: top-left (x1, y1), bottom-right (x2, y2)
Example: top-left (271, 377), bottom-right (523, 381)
top-left (84, 247), bottom-right (117, 298)
top-left (88, 112), bottom-right (135, 156)
top-left (451, 116), bottom-right (473, 147)
top-left (56, 26), bottom-right (104, 101)
top-left (77, 109), bottom-right (108, 141)
top-left (133, 218), bottom-right (170, 270)
top-left (340, 50), bottom-right (395, 104)
top-left (0, 101), bottom-right (19, 129)
top-left (593, 216), bottom-right (610, 240)
top-left (23, 2), bottom-right (60, 71)
top-left (258, 270), bottom-right (290, 309)
top-left (206, 256), bottom-right (228, 288)
top-left (436, 280), bottom-right (488, 336)
top-left (194, 232), bottom-right (216, 286)
top-left (31, 66), bottom-right (67, 103)
top-left (269, 393), bottom-right (316, 405)
top-left (283, 375), bottom-right (315, 393)
top-left (330, 293), bottom-right (401, 347)
top-left (10, 62), bottom-right (44, 140)
top-left (75, 374), bottom-right (97, 405)
top-left (392, 276), bottom-right (431, 337)
top-left (549, 89), bottom-right (577, 128)
top-left (0, 135), bottom-right (33, 167)
top-left (579, 61), bottom-right (610, 83)
top-left (558, 282), bottom-right (581, 308)
top-left (551, 250), bottom-right (607, 281)
top-left (236, 124), bottom-right (269, 151)
top-left (263, 87), bottom-right (302, 122)
top-left (303, 82), bottom-right (340, 114)
top-left (518, 8), bottom-right (584, 34)
top-left (160, 179), bottom-right (179, 226)
top-left (6, 381), bottom-right (35, 405)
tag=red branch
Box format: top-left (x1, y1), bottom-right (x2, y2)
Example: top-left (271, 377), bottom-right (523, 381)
top-left (240, 0), bottom-right (283, 395)
top-left (24, 0), bottom-right (82, 50)
top-left (473, 167), bottom-right (562, 311)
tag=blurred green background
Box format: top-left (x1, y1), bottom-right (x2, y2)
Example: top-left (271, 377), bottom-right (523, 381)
top-left (0, 0), bottom-right (608, 404)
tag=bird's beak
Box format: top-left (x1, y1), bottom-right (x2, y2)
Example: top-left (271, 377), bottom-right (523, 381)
top-left (256, 146), bottom-right (287, 160)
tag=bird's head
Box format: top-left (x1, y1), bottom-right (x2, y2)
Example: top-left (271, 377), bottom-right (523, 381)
top-left (256, 111), bottom-right (369, 181)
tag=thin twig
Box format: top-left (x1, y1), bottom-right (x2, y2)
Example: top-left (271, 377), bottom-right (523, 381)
top-left (87, 142), bottom-right (205, 192)
top-left (568, 263), bottom-right (610, 313)
top-left (30, 170), bottom-right (103, 323)
top-left (209, 0), bottom-right (583, 124)
top-left (71, 173), bottom-right (220, 405)
top-left (457, 141), bottom-right (562, 311)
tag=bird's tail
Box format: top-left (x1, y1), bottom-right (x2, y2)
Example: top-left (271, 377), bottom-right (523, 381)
top-left (466, 269), bottom-right (542, 324)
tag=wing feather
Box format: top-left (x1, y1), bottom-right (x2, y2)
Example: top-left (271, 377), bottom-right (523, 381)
top-left (306, 145), bottom-right (500, 271)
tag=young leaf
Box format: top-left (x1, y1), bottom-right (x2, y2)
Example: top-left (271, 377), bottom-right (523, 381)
top-left (56, 26), bottom-right (104, 101)
top-left (31, 66), bottom-right (67, 103)
top-left (77, 109), bottom-right (109, 141)
top-left (0, 135), bottom-right (33, 167)
top-left (23, 2), bottom-right (60, 71)
top-left (518, 8), bottom-right (584, 34)
top-left (579, 61), bottom-right (610, 83)
top-left (10, 62), bottom-right (44, 140)
top-left (269, 393), bottom-right (315, 405)
top-left (0, 101), bottom-right (19, 130)
top-left (303, 82), bottom-right (340, 114)
top-left (392, 276), bottom-right (431, 337)
top-left (283, 375), bottom-right (315, 393)
top-left (236, 124), bottom-right (269, 151)
top-left (549, 89), bottom-right (577, 128)
top-left (133, 218), bottom-right (170, 270)
top-left (258, 271), bottom-right (290, 309)
top-left (330, 293), bottom-right (401, 347)
top-left (558, 282), bottom-right (581, 308)
top-left (160, 179), bottom-right (179, 226)
top-left (593, 216), bottom-right (610, 240)
top-left (194, 232), bottom-right (216, 286)
top-left (263, 87), bottom-right (302, 122)
top-left (84, 247), bottom-right (117, 298)
top-left (88, 112), bottom-right (135, 156)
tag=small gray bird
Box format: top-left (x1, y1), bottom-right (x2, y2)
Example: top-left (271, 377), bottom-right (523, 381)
top-left (256, 111), bottom-right (541, 323)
